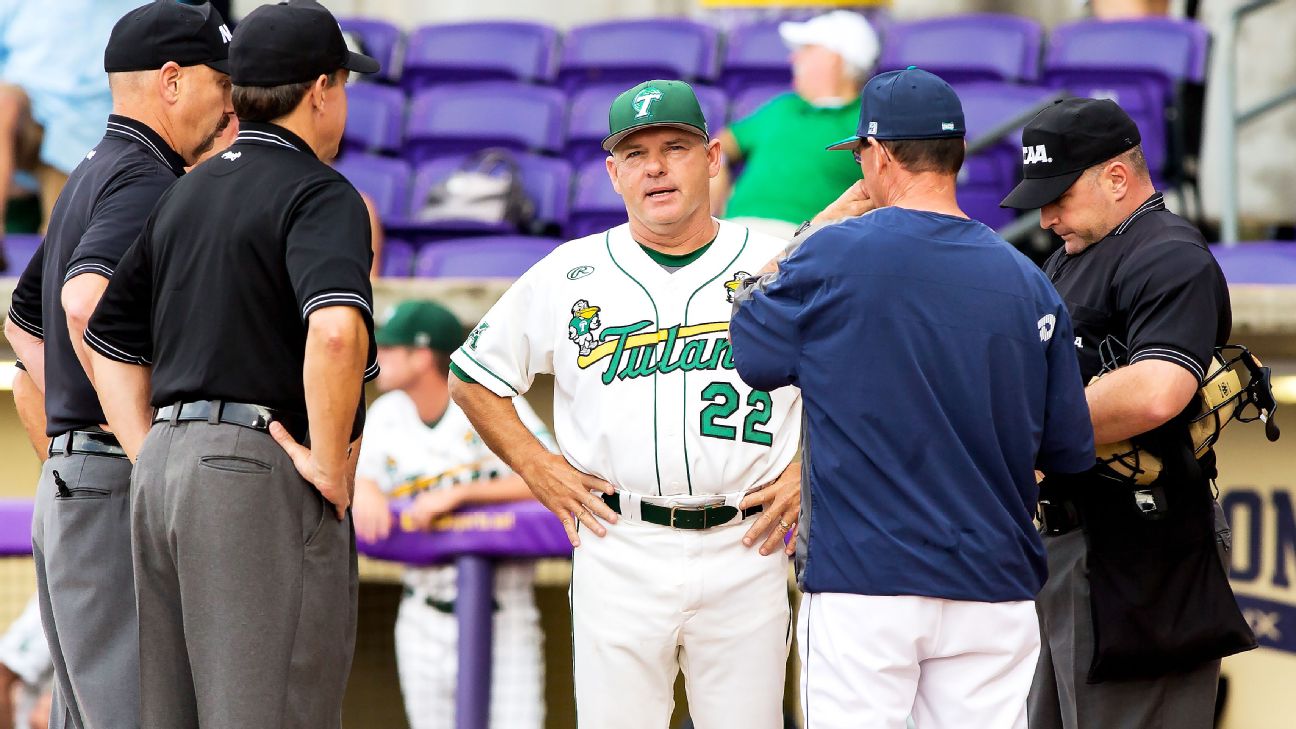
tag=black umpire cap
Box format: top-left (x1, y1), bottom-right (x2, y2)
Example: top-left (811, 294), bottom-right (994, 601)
top-left (1000, 98), bottom-right (1142, 210)
top-left (230, 0), bottom-right (380, 87)
top-left (104, 1), bottom-right (232, 74)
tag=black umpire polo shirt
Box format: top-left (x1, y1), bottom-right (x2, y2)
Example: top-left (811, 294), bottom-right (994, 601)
top-left (1043, 192), bottom-right (1231, 450)
top-left (7, 115), bottom-right (187, 436)
top-left (84, 121), bottom-right (378, 440)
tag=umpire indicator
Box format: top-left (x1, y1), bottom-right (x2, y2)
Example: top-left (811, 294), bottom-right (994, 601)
top-left (83, 2), bottom-right (379, 728)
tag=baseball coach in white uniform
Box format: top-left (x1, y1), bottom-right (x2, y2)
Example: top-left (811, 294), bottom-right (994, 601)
top-left (449, 80), bottom-right (803, 729)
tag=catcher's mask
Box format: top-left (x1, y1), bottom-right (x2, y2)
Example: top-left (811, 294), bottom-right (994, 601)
top-left (1094, 343), bottom-right (1281, 486)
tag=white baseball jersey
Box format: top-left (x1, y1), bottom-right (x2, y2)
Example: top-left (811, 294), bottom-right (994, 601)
top-left (356, 390), bottom-right (554, 601)
top-left (450, 220), bottom-right (801, 498)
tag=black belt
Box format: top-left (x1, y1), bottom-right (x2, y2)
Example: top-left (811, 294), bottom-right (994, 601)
top-left (402, 586), bottom-right (499, 615)
top-left (48, 429), bottom-right (126, 459)
top-left (1038, 496), bottom-right (1082, 536)
top-left (601, 492), bottom-right (762, 531)
top-left (153, 400), bottom-right (309, 444)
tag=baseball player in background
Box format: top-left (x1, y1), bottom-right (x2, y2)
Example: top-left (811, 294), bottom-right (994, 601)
top-left (449, 80), bottom-right (803, 729)
top-left (730, 68), bottom-right (1096, 729)
top-left (353, 299), bottom-right (550, 729)
top-left (0, 597), bottom-right (53, 729)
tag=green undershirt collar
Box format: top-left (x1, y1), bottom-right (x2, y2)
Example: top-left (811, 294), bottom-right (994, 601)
top-left (637, 235), bottom-right (717, 269)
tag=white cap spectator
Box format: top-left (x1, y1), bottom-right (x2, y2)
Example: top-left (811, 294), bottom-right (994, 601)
top-left (778, 10), bottom-right (881, 81)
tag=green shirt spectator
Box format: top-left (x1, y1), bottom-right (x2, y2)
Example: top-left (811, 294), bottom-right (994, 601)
top-left (710, 10), bottom-right (879, 238)
top-left (725, 92), bottom-right (862, 226)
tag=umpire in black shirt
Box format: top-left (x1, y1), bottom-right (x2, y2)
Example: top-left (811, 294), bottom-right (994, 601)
top-left (1002, 99), bottom-right (1243, 729)
top-left (2, 3), bottom-right (231, 728)
top-left (83, 2), bottom-right (379, 727)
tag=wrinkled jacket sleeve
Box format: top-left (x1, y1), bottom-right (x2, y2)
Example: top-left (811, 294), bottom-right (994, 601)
top-left (1037, 297), bottom-right (1096, 475)
top-left (729, 241), bottom-right (811, 392)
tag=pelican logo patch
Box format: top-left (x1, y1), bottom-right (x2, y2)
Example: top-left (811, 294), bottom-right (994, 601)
top-left (724, 272), bottom-right (749, 303)
top-left (468, 322), bottom-right (489, 350)
top-left (567, 300), bottom-right (603, 356)
top-left (633, 88), bottom-right (664, 119)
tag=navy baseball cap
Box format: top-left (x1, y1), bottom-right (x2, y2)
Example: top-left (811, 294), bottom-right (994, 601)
top-left (104, 1), bottom-right (232, 74)
top-left (230, 0), bottom-right (380, 87)
top-left (1000, 98), bottom-right (1142, 210)
top-left (827, 67), bottom-right (965, 150)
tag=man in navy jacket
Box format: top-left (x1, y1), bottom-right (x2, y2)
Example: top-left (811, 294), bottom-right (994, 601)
top-left (729, 68), bottom-right (1096, 729)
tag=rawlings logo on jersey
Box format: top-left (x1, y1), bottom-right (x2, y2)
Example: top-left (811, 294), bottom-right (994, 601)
top-left (724, 272), bottom-right (749, 303)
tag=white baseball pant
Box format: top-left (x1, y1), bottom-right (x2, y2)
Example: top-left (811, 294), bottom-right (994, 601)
top-left (395, 590), bottom-right (545, 729)
top-left (798, 592), bottom-right (1039, 729)
top-left (571, 517), bottom-right (791, 729)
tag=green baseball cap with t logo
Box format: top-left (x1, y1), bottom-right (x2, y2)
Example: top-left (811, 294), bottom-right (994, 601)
top-left (375, 300), bottom-right (463, 354)
top-left (602, 79), bottom-right (710, 152)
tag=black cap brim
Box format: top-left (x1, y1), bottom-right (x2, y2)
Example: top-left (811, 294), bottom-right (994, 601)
top-left (206, 59), bottom-right (230, 74)
top-left (1000, 169), bottom-right (1085, 210)
top-left (342, 50), bottom-right (380, 75)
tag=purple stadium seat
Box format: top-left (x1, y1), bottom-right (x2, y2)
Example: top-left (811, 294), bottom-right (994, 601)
top-left (1, 233), bottom-right (40, 275)
top-left (695, 85), bottom-right (729, 135)
top-left (403, 82), bottom-right (566, 164)
top-left (1045, 18), bottom-right (1208, 86)
top-left (730, 85), bottom-right (791, 122)
top-left (569, 159), bottom-right (625, 239)
top-left (878, 14), bottom-right (1043, 83)
top-left (958, 82), bottom-right (1063, 151)
top-left (333, 154), bottom-right (412, 222)
top-left (721, 20), bottom-right (792, 95)
top-left (955, 83), bottom-right (1065, 228)
top-left (396, 152), bottom-right (572, 240)
top-left (558, 19), bottom-right (719, 92)
top-left (1041, 71), bottom-right (1168, 175)
top-left (413, 236), bottom-right (562, 278)
top-left (1043, 18), bottom-right (1207, 179)
top-left (402, 22), bottom-right (558, 92)
top-left (1212, 242), bottom-right (1296, 286)
top-left (565, 84), bottom-right (629, 164)
top-left (338, 18), bottom-right (402, 82)
top-left (380, 238), bottom-right (416, 277)
top-left (565, 83), bottom-right (727, 165)
top-left (342, 83), bottom-right (405, 156)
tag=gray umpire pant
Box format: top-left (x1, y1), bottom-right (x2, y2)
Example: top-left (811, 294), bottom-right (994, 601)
top-left (131, 419), bottom-right (358, 729)
top-left (31, 449), bottom-right (138, 729)
top-left (1029, 519), bottom-right (1227, 729)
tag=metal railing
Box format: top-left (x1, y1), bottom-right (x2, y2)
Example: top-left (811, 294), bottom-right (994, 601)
top-left (1219, 0), bottom-right (1296, 245)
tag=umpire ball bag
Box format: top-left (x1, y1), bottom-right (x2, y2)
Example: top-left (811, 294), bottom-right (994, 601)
top-left (1066, 415), bottom-right (1258, 682)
